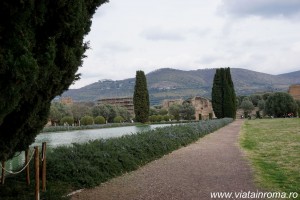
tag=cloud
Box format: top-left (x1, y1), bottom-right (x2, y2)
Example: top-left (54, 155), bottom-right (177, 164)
top-left (141, 28), bottom-right (185, 41)
top-left (220, 0), bottom-right (300, 18)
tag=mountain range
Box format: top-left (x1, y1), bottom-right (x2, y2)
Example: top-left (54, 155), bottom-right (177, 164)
top-left (61, 68), bottom-right (300, 105)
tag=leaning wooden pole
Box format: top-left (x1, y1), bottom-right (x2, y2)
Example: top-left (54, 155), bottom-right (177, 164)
top-left (34, 146), bottom-right (39, 200)
top-left (41, 142), bottom-right (46, 192)
top-left (1, 160), bottom-right (5, 184)
top-left (25, 149), bottom-right (30, 185)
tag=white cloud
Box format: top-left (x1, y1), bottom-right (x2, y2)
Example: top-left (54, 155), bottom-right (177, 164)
top-left (70, 0), bottom-right (300, 89)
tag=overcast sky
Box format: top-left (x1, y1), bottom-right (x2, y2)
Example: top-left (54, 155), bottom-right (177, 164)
top-left (71, 0), bottom-right (300, 89)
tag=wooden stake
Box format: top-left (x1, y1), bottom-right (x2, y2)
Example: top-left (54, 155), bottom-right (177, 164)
top-left (41, 142), bottom-right (46, 192)
top-left (1, 161), bottom-right (5, 184)
top-left (34, 146), bottom-right (39, 200)
top-left (25, 149), bottom-right (30, 185)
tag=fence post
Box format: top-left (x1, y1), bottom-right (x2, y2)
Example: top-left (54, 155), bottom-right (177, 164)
top-left (34, 146), bottom-right (39, 200)
top-left (42, 142), bottom-right (46, 192)
top-left (25, 149), bottom-right (30, 185)
top-left (1, 161), bottom-right (5, 184)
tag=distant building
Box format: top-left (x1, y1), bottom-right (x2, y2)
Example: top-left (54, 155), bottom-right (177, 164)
top-left (184, 97), bottom-right (215, 120)
top-left (162, 99), bottom-right (184, 109)
top-left (288, 85), bottom-right (300, 101)
top-left (162, 96), bottom-right (215, 120)
top-left (60, 97), bottom-right (73, 105)
top-left (97, 97), bottom-right (134, 116)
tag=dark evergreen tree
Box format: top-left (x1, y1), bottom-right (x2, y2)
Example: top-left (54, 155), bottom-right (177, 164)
top-left (133, 71), bottom-right (150, 123)
top-left (0, 0), bottom-right (108, 160)
top-left (211, 68), bottom-right (236, 119)
top-left (212, 69), bottom-right (223, 118)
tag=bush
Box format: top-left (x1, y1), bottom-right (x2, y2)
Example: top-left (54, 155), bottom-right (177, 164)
top-left (114, 116), bottom-right (124, 123)
top-left (81, 116), bottom-right (94, 125)
top-left (94, 116), bottom-right (106, 124)
top-left (46, 118), bottom-right (233, 189)
top-left (163, 115), bottom-right (170, 121)
top-left (60, 116), bottom-right (74, 126)
top-left (149, 115), bottom-right (157, 122)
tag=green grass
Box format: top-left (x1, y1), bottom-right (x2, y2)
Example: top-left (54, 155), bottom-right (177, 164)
top-left (1, 118), bottom-right (232, 200)
top-left (241, 118), bottom-right (300, 199)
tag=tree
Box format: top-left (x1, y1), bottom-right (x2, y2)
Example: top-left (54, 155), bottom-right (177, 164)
top-left (265, 92), bottom-right (298, 117)
top-left (169, 104), bottom-right (182, 121)
top-left (0, 0), bottom-right (108, 160)
top-left (94, 116), bottom-right (106, 124)
top-left (240, 99), bottom-right (255, 117)
top-left (296, 100), bottom-right (300, 117)
top-left (180, 103), bottom-right (195, 120)
top-left (258, 99), bottom-right (265, 111)
top-left (80, 116), bottom-right (94, 126)
top-left (133, 70), bottom-right (150, 123)
top-left (71, 104), bottom-right (91, 125)
top-left (92, 104), bottom-right (117, 123)
top-left (211, 68), bottom-right (237, 119)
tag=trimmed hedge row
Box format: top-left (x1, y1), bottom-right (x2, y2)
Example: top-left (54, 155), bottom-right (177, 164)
top-left (46, 118), bottom-right (233, 189)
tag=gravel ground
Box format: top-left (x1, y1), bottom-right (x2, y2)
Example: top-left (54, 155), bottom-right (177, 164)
top-left (72, 120), bottom-right (263, 200)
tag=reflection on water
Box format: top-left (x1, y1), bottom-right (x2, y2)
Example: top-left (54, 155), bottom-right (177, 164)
top-left (4, 124), bottom-right (170, 172)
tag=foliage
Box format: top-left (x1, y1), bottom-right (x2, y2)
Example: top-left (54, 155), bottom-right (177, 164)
top-left (240, 99), bottom-right (255, 117)
top-left (81, 116), bottom-right (94, 126)
top-left (113, 116), bottom-right (124, 123)
top-left (114, 106), bottom-right (131, 121)
top-left (71, 104), bottom-right (91, 123)
top-left (0, 0), bottom-right (108, 160)
top-left (133, 70), bottom-right (150, 123)
top-left (241, 119), bottom-right (300, 197)
top-left (296, 100), bottom-right (300, 117)
top-left (60, 116), bottom-right (74, 126)
top-left (250, 94), bottom-right (263, 106)
top-left (168, 104), bottom-right (182, 121)
top-left (94, 116), bottom-right (106, 124)
top-left (92, 104), bottom-right (117, 123)
top-left (45, 118), bottom-right (232, 191)
top-left (180, 103), bottom-right (195, 120)
top-left (264, 92), bottom-right (297, 117)
top-left (257, 99), bottom-right (265, 111)
top-left (212, 68), bottom-right (237, 119)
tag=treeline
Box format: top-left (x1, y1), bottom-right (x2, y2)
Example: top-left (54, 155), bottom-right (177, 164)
top-left (237, 92), bottom-right (300, 118)
top-left (49, 102), bottom-right (131, 126)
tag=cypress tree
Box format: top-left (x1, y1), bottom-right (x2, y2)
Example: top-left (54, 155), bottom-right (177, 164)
top-left (212, 69), bottom-right (223, 118)
top-left (133, 70), bottom-right (150, 123)
top-left (211, 67), bottom-right (236, 119)
top-left (0, 0), bottom-right (108, 160)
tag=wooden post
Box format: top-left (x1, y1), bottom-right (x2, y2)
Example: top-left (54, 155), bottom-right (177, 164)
top-left (41, 142), bottom-right (46, 192)
top-left (25, 149), bottom-right (30, 185)
top-left (34, 146), bottom-right (39, 200)
top-left (1, 161), bottom-right (5, 184)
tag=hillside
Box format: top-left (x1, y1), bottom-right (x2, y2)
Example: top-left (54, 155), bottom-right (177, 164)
top-left (61, 68), bottom-right (300, 105)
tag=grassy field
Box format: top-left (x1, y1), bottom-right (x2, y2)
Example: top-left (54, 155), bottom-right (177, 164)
top-left (240, 118), bottom-right (300, 199)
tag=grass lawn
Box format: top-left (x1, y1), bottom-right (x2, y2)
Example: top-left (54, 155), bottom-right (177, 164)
top-left (240, 118), bottom-right (300, 199)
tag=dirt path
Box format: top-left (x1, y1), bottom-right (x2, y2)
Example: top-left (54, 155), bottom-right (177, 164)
top-left (72, 120), bottom-right (261, 200)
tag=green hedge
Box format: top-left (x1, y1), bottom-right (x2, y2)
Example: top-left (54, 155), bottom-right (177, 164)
top-left (46, 118), bottom-right (233, 189)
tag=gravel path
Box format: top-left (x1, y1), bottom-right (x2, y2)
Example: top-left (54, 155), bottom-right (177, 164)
top-left (72, 120), bottom-right (262, 200)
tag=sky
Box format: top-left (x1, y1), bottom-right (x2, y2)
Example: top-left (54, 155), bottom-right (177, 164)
top-left (71, 0), bottom-right (300, 89)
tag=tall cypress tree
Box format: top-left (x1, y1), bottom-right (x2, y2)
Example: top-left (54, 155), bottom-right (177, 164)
top-left (133, 70), bottom-right (150, 123)
top-left (211, 67), bottom-right (236, 119)
top-left (0, 0), bottom-right (108, 160)
top-left (212, 69), bottom-right (223, 118)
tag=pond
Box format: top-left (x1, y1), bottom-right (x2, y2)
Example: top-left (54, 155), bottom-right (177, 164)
top-left (3, 124), bottom-right (171, 172)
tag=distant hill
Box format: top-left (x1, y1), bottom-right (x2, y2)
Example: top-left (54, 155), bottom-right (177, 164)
top-left (61, 68), bottom-right (300, 105)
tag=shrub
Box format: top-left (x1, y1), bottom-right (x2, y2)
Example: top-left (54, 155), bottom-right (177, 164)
top-left (114, 116), bottom-right (124, 123)
top-left (81, 116), bottom-right (94, 125)
top-left (149, 115), bottom-right (157, 122)
top-left (163, 115), bottom-right (170, 121)
top-left (60, 116), bottom-right (74, 126)
top-left (46, 118), bottom-right (233, 189)
top-left (94, 116), bottom-right (106, 124)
